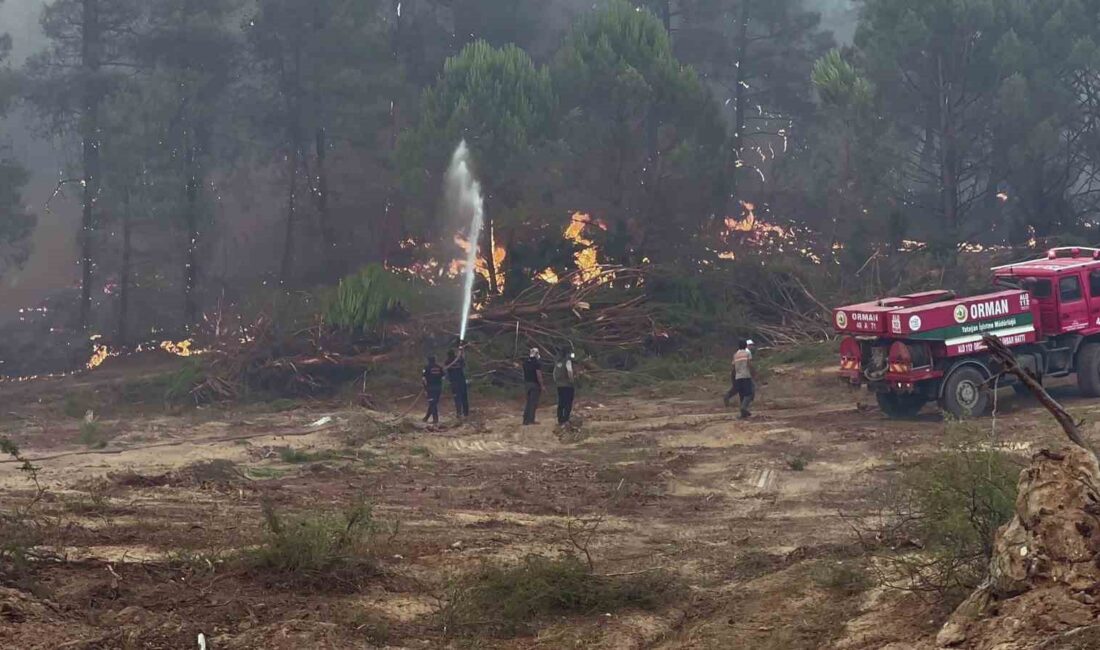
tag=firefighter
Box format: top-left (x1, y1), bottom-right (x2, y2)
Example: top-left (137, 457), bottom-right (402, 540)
top-left (445, 347), bottom-right (470, 418)
top-left (724, 339), bottom-right (755, 418)
top-left (522, 348), bottom-right (543, 425)
top-left (554, 349), bottom-right (577, 425)
top-left (422, 355), bottom-right (445, 424)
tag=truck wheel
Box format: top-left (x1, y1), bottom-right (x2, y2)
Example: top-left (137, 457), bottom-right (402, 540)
top-left (941, 367), bottom-right (990, 419)
top-left (876, 393), bottom-right (926, 418)
top-left (1077, 343), bottom-right (1100, 397)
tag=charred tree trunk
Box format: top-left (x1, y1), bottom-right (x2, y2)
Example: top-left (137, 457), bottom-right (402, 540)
top-left (184, 139), bottom-right (200, 326)
top-left (79, 0), bottom-right (102, 331)
top-left (309, 3), bottom-right (336, 273)
top-left (280, 137), bottom-right (302, 285)
top-left (280, 40), bottom-right (304, 285)
top-left (314, 126), bottom-right (335, 263)
top-left (380, 0), bottom-right (406, 263)
top-left (118, 188), bottom-right (132, 346)
top-left (727, 0), bottom-right (749, 221)
top-left (938, 55), bottom-right (961, 257)
top-left (484, 207), bottom-right (499, 295)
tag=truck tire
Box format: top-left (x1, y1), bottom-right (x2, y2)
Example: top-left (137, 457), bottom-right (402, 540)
top-left (940, 366), bottom-right (990, 419)
top-left (876, 393), bottom-right (926, 419)
top-left (1077, 343), bottom-right (1100, 397)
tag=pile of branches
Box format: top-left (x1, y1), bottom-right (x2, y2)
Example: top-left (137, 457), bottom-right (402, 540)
top-left (468, 266), bottom-right (659, 353)
top-left (191, 315), bottom-right (396, 401)
top-left (185, 266), bottom-right (658, 400)
top-left (729, 265), bottom-right (834, 344)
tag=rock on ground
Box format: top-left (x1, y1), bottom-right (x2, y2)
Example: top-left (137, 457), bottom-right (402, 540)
top-left (938, 446), bottom-right (1100, 649)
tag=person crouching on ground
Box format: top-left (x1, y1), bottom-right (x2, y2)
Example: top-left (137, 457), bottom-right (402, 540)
top-left (422, 355), bottom-right (445, 424)
top-left (554, 349), bottom-right (576, 425)
top-left (724, 339), bottom-right (755, 418)
top-left (445, 347), bottom-right (469, 418)
top-left (522, 348), bottom-right (543, 425)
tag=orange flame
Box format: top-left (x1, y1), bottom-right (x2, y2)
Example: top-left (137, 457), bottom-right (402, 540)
top-left (87, 338), bottom-right (110, 370)
top-left (567, 213), bottom-right (608, 284)
top-left (538, 268), bottom-right (561, 284)
top-left (454, 230), bottom-right (506, 294)
top-left (160, 339), bottom-right (196, 357)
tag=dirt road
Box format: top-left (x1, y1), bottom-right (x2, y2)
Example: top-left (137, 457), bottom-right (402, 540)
top-left (0, 360), bottom-right (1087, 649)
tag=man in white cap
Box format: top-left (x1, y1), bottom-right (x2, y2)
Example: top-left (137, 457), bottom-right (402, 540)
top-left (522, 348), bottom-right (544, 425)
top-left (724, 339), bottom-right (755, 418)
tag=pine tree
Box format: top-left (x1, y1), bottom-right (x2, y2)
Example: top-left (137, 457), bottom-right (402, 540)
top-left (854, 0), bottom-right (1005, 257)
top-left (246, 0), bottom-right (388, 283)
top-left (23, 0), bottom-right (144, 330)
top-left (137, 0), bottom-right (243, 327)
top-left (398, 40), bottom-right (556, 294)
top-left (0, 7), bottom-right (34, 282)
top-left (553, 0), bottom-right (727, 263)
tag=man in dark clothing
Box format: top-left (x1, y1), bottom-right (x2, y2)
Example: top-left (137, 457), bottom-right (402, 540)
top-left (522, 348), bottom-right (543, 425)
top-left (445, 348), bottom-right (469, 418)
top-left (422, 355), bottom-right (445, 424)
top-left (554, 350), bottom-right (576, 425)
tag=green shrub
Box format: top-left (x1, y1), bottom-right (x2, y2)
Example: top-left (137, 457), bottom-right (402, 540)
top-left (62, 393), bottom-right (93, 419)
top-left (442, 554), bottom-right (679, 637)
top-left (0, 438), bottom-right (47, 581)
top-left (246, 500), bottom-right (384, 581)
top-left (79, 420), bottom-right (108, 448)
top-left (866, 427), bottom-right (1021, 605)
top-left (787, 455), bottom-right (809, 471)
top-left (278, 447), bottom-right (337, 464)
top-left (810, 560), bottom-right (872, 596)
top-left (164, 359), bottom-right (207, 403)
top-left (326, 264), bottom-right (418, 334)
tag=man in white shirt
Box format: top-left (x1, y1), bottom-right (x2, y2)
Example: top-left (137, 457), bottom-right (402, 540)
top-left (724, 339), bottom-right (755, 418)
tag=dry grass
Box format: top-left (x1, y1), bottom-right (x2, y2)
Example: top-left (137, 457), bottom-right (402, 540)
top-left (441, 554), bottom-right (681, 637)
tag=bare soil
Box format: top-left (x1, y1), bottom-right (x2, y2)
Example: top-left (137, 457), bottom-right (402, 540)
top-left (0, 356), bottom-right (1089, 649)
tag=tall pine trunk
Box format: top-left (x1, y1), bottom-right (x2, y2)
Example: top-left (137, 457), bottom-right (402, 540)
top-left (280, 139), bottom-right (301, 284)
top-left (184, 139), bottom-right (200, 326)
top-left (483, 210), bottom-right (499, 296)
top-left (727, 0), bottom-right (749, 221)
top-left (118, 188), bottom-right (131, 346)
top-left (79, 0), bottom-right (102, 331)
top-left (280, 42), bottom-right (304, 285)
top-left (314, 126), bottom-right (335, 262)
top-left (937, 55), bottom-right (961, 257)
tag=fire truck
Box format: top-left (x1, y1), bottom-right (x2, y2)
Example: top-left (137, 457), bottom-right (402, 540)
top-left (834, 247), bottom-right (1100, 418)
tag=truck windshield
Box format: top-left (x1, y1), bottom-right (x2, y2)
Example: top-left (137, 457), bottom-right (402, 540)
top-left (1029, 279), bottom-right (1053, 298)
top-left (1003, 276), bottom-right (1053, 298)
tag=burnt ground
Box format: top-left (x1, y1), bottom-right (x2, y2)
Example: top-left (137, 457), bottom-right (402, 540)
top-left (0, 356), bottom-right (1087, 649)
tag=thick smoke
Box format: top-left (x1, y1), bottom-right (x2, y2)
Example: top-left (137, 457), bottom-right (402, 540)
top-left (0, 0), bottom-right (76, 322)
top-left (812, 0), bottom-right (857, 44)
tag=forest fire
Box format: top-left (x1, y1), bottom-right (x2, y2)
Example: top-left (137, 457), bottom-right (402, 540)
top-left (86, 337), bottom-right (110, 370)
top-left (160, 339), bottom-right (196, 357)
top-left (566, 212), bottom-right (608, 284)
top-left (453, 232), bottom-right (506, 294)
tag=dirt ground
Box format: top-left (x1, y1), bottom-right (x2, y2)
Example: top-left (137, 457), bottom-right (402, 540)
top-left (0, 354), bottom-right (1088, 649)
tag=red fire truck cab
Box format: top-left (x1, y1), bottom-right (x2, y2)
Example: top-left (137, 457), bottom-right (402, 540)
top-left (834, 247), bottom-right (1100, 418)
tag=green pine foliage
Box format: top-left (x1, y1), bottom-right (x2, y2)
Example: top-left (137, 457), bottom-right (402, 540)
top-left (325, 264), bottom-right (417, 334)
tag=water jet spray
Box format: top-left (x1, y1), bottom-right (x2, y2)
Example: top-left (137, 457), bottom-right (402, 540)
top-left (445, 141), bottom-right (485, 342)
